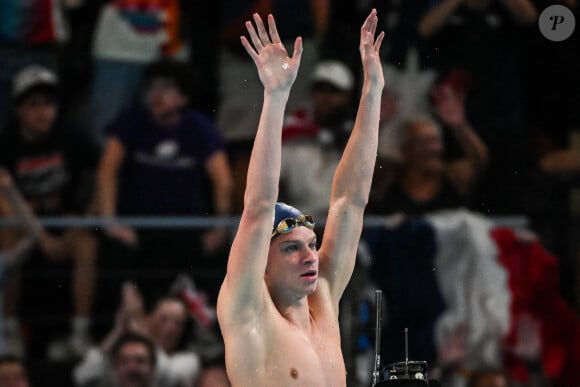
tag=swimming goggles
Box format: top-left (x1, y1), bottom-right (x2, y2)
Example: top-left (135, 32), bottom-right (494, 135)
top-left (271, 214), bottom-right (315, 238)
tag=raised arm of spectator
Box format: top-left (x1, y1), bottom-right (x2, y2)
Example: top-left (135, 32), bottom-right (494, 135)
top-left (74, 282), bottom-right (147, 387)
top-left (432, 84), bottom-right (489, 193)
top-left (418, 0), bottom-right (463, 37)
top-left (100, 282), bottom-right (148, 352)
top-left (94, 138), bottom-right (138, 246)
top-left (318, 9), bottom-right (384, 304)
top-left (218, 14), bottom-right (302, 318)
top-left (501, 0), bottom-right (537, 24)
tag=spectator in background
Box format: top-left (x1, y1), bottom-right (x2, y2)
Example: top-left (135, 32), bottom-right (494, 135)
top-left (519, 0), bottom-right (580, 317)
top-left (374, 59), bottom-right (437, 188)
top-left (110, 333), bottom-right (158, 387)
top-left (0, 65), bottom-right (100, 359)
top-left (94, 59), bottom-right (233, 300)
top-left (278, 60), bottom-right (355, 218)
top-left (89, 0), bottom-right (186, 144)
top-left (0, 355), bottom-right (30, 387)
top-left (537, 130), bottom-right (580, 311)
top-left (74, 282), bottom-right (229, 387)
top-left (418, 0), bottom-right (537, 214)
top-left (371, 78), bottom-right (488, 216)
top-left (0, 0), bottom-right (70, 133)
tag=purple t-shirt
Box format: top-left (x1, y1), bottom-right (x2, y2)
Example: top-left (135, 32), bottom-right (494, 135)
top-left (110, 107), bottom-right (224, 215)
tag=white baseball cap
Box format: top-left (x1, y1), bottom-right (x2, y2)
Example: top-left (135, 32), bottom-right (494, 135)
top-left (12, 64), bottom-right (59, 101)
top-left (311, 60), bottom-right (354, 92)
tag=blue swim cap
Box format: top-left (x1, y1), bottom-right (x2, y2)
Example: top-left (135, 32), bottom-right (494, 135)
top-left (273, 202), bottom-right (303, 233)
top-left (272, 202), bottom-right (317, 238)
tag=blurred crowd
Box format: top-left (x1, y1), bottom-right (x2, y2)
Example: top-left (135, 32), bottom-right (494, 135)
top-left (0, 0), bottom-right (579, 387)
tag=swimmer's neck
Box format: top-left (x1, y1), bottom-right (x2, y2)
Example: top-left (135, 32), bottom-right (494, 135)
top-left (275, 295), bottom-right (314, 332)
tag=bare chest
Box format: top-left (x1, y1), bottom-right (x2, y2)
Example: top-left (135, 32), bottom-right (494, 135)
top-left (227, 320), bottom-right (346, 387)
top-left (271, 324), bottom-right (345, 385)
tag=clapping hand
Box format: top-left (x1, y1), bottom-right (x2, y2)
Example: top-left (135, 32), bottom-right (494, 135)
top-left (117, 282), bottom-right (148, 335)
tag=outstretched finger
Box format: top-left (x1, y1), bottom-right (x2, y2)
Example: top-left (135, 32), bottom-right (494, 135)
top-left (253, 13), bottom-right (271, 46)
top-left (245, 20), bottom-right (264, 51)
top-left (240, 36), bottom-right (259, 63)
top-left (267, 14), bottom-right (281, 44)
top-left (374, 31), bottom-right (385, 52)
top-left (291, 36), bottom-right (303, 64)
top-left (361, 8), bottom-right (377, 33)
top-left (370, 13), bottom-right (378, 36)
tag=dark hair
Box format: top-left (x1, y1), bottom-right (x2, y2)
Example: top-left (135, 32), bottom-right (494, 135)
top-left (142, 59), bottom-right (193, 99)
top-left (148, 295), bottom-right (193, 350)
top-left (467, 368), bottom-right (512, 387)
top-left (150, 295), bottom-right (187, 313)
top-left (110, 333), bottom-right (157, 367)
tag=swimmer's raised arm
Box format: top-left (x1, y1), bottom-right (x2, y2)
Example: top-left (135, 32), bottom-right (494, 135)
top-left (218, 14), bottom-right (303, 321)
top-left (318, 9), bottom-right (385, 307)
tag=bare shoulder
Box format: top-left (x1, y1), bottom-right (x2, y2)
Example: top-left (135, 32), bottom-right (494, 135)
top-left (218, 208), bottom-right (274, 324)
top-left (218, 275), bottom-right (267, 331)
top-left (217, 282), bottom-right (278, 381)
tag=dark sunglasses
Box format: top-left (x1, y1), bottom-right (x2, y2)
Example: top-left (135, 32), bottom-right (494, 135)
top-left (271, 214), bottom-right (315, 238)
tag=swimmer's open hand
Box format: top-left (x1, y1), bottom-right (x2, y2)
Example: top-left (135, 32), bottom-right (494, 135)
top-left (359, 9), bottom-right (385, 88)
top-left (241, 13), bottom-right (302, 93)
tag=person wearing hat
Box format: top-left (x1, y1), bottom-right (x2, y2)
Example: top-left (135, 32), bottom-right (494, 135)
top-left (0, 64), bottom-right (101, 359)
top-left (277, 59), bottom-right (356, 218)
top-left (217, 9), bottom-right (384, 387)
